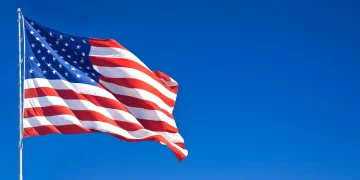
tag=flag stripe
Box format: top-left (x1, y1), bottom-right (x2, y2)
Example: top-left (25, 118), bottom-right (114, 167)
top-left (24, 92), bottom-right (179, 133)
top-left (25, 87), bottom-right (176, 126)
top-left (99, 75), bottom-right (175, 107)
top-left (25, 106), bottom-right (143, 131)
top-left (90, 56), bottom-right (178, 94)
top-left (89, 46), bottom-right (149, 70)
top-left (23, 116), bottom-right (188, 160)
top-left (24, 117), bottom-right (183, 145)
top-left (24, 80), bottom-right (178, 132)
top-left (93, 65), bottom-right (177, 103)
top-left (90, 38), bottom-right (127, 49)
top-left (24, 106), bottom-right (183, 143)
top-left (154, 71), bottom-right (179, 88)
top-left (99, 80), bottom-right (174, 114)
top-left (102, 86), bottom-right (175, 119)
top-left (25, 87), bottom-right (178, 133)
top-left (25, 78), bottom-right (176, 127)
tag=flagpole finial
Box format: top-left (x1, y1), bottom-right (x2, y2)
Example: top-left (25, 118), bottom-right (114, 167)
top-left (17, 8), bottom-right (21, 13)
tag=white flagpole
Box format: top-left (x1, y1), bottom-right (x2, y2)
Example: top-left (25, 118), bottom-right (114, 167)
top-left (17, 8), bottom-right (24, 180)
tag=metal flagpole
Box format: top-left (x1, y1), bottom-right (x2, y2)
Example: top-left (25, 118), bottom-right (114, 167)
top-left (17, 8), bottom-right (24, 180)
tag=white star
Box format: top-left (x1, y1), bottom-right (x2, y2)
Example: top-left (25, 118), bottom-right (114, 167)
top-left (49, 43), bottom-right (52, 46)
top-left (56, 41), bottom-right (60, 45)
top-left (29, 69), bottom-right (33, 73)
top-left (54, 50), bottom-right (58, 53)
top-left (65, 61), bottom-right (69, 64)
top-left (73, 61), bottom-right (77, 64)
top-left (35, 37), bottom-right (40, 41)
top-left (62, 48), bottom-right (66, 52)
top-left (29, 56), bottom-right (35, 60)
top-left (47, 63), bottom-right (52, 67)
top-left (59, 64), bottom-right (62, 68)
top-left (30, 22), bottom-right (34, 25)
top-left (47, 50), bottom-right (51, 54)
top-left (65, 42), bottom-right (69, 47)
top-left (49, 32), bottom-right (53, 36)
top-left (41, 44), bottom-right (45, 47)
top-left (42, 70), bottom-right (47, 74)
top-left (60, 56), bottom-right (64, 59)
top-left (67, 55), bottom-right (71, 58)
top-left (43, 37), bottom-right (47, 40)
top-left (76, 74), bottom-right (81, 78)
top-left (31, 43), bottom-right (35, 47)
top-left (71, 67), bottom-right (75, 71)
top-left (78, 66), bottom-right (82, 69)
top-left (81, 52), bottom-right (85, 56)
top-left (30, 31), bottom-right (34, 35)
top-left (37, 63), bottom-right (41, 67)
top-left (80, 59), bottom-right (84, 63)
top-left (59, 35), bottom-right (63, 39)
top-left (65, 72), bottom-right (68, 76)
top-left (92, 73), bottom-right (95, 76)
top-left (82, 39), bottom-right (86, 43)
top-left (70, 38), bottom-right (75, 41)
top-left (37, 29), bottom-right (41, 33)
top-left (90, 79), bottom-right (94, 82)
top-left (53, 57), bottom-right (56, 61)
top-left (76, 45), bottom-right (81, 49)
top-left (41, 56), bottom-right (46, 60)
top-left (86, 66), bottom-right (90, 70)
top-left (52, 70), bottom-right (56, 74)
top-left (37, 49), bottom-right (41, 54)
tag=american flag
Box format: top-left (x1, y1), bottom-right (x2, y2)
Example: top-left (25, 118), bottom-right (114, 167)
top-left (22, 17), bottom-right (187, 161)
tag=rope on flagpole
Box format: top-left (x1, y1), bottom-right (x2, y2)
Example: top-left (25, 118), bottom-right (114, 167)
top-left (17, 7), bottom-right (24, 180)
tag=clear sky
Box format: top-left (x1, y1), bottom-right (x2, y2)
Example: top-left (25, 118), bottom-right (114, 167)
top-left (1, 0), bottom-right (360, 179)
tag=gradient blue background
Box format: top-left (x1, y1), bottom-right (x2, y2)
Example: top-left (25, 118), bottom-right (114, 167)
top-left (1, 0), bottom-right (360, 179)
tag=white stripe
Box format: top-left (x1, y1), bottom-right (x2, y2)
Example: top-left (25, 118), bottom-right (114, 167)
top-left (100, 80), bottom-right (174, 114)
top-left (89, 46), bottom-right (149, 70)
top-left (24, 78), bottom-right (176, 123)
top-left (93, 65), bottom-right (177, 100)
top-left (24, 115), bottom-right (187, 154)
top-left (25, 96), bottom-right (141, 126)
top-left (24, 78), bottom-right (115, 100)
top-left (24, 96), bottom-right (178, 129)
top-left (125, 106), bottom-right (174, 125)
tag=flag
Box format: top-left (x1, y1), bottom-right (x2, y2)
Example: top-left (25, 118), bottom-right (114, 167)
top-left (22, 16), bottom-right (188, 161)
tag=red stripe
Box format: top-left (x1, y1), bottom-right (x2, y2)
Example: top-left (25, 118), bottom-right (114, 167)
top-left (154, 70), bottom-right (178, 93)
top-left (137, 120), bottom-right (177, 133)
top-left (90, 56), bottom-right (178, 94)
top-left (25, 87), bottom-right (131, 113)
top-left (154, 71), bottom-right (171, 81)
top-left (25, 87), bottom-right (178, 133)
top-left (24, 124), bottom-right (186, 161)
top-left (24, 124), bottom-right (94, 137)
top-left (96, 82), bottom-right (175, 119)
top-left (109, 91), bottom-right (175, 119)
top-left (99, 75), bottom-right (175, 107)
top-left (175, 143), bottom-right (185, 149)
top-left (90, 38), bottom-right (127, 49)
top-left (24, 106), bottom-right (143, 131)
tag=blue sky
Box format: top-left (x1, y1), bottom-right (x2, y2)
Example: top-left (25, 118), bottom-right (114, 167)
top-left (1, 0), bottom-right (360, 179)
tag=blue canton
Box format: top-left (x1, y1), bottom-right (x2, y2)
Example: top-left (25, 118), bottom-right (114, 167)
top-left (24, 17), bottom-right (100, 86)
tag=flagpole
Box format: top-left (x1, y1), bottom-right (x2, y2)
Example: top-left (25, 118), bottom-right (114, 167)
top-left (17, 7), bottom-right (24, 180)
